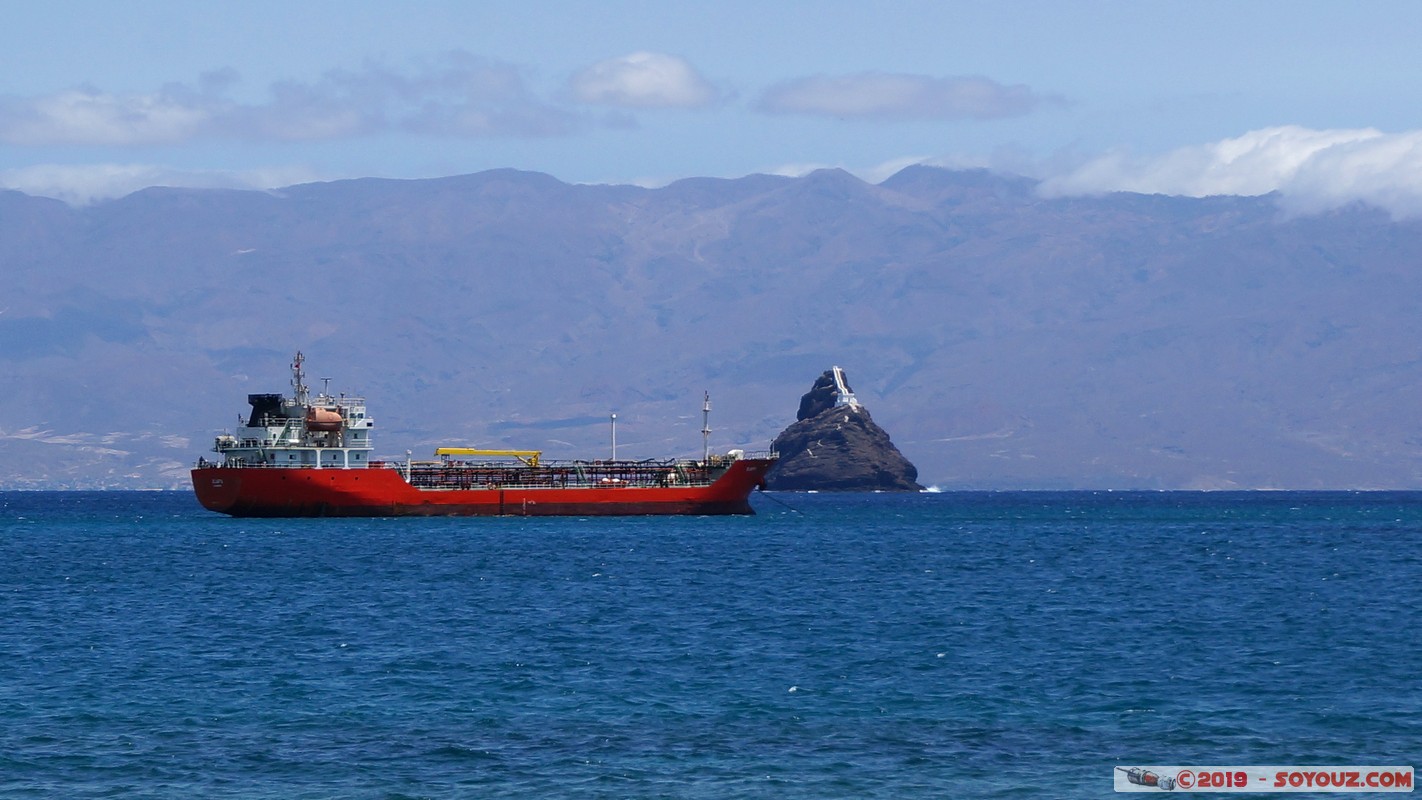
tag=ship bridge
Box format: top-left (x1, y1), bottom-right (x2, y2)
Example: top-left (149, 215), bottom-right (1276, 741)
top-left (209, 351), bottom-right (375, 470)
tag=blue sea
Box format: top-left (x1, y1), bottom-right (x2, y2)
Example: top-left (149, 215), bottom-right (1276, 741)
top-left (1, 490), bottom-right (1418, 798)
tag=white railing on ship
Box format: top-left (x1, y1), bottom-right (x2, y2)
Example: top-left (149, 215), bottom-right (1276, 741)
top-left (197, 450), bottom-right (775, 471)
top-left (317, 396), bottom-right (366, 411)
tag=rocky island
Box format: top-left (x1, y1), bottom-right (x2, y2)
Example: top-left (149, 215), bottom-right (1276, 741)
top-left (765, 368), bottom-right (923, 491)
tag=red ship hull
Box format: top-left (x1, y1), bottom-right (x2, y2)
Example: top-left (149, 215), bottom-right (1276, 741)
top-left (191, 458), bottom-right (774, 517)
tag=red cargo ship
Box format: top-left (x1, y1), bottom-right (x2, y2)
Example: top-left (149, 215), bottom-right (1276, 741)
top-left (191, 353), bottom-right (777, 517)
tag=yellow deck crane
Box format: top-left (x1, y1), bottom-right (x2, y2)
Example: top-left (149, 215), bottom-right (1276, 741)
top-left (434, 447), bottom-right (542, 467)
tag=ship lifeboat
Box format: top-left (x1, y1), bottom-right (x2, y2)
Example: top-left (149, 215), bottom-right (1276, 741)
top-left (305, 407), bottom-right (343, 431)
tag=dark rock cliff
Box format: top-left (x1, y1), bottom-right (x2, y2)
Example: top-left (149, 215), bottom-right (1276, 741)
top-left (766, 368), bottom-right (922, 491)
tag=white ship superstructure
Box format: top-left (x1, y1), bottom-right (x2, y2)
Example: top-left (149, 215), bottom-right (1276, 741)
top-left (206, 352), bottom-right (374, 470)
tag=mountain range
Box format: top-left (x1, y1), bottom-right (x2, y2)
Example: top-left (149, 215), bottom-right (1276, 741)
top-left (3, 165), bottom-right (1421, 489)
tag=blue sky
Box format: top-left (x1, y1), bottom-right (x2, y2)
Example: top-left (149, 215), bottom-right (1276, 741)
top-left (5, 1), bottom-right (1422, 213)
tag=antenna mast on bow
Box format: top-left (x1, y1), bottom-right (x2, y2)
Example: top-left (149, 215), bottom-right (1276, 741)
top-left (702, 392), bottom-right (712, 461)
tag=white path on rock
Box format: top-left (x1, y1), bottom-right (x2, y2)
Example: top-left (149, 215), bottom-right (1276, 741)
top-left (831, 366), bottom-right (860, 408)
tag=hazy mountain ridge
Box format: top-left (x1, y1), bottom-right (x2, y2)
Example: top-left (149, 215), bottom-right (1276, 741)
top-left (3, 167), bottom-right (1422, 489)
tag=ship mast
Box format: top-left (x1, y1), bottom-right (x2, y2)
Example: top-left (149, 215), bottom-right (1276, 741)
top-left (702, 391), bottom-right (711, 461)
top-left (291, 351), bottom-right (309, 406)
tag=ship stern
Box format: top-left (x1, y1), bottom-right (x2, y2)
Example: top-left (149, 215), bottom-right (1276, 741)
top-left (191, 467), bottom-right (241, 515)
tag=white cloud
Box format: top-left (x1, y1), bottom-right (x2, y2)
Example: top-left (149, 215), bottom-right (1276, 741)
top-left (0, 52), bottom-right (580, 147)
top-left (0, 88), bottom-right (214, 146)
top-left (1040, 126), bottom-right (1382, 197)
top-left (756, 72), bottom-right (1053, 120)
top-left (568, 52), bottom-right (719, 109)
top-left (0, 163), bottom-right (323, 205)
top-left (1039, 126), bottom-right (1422, 218)
top-left (1277, 131), bottom-right (1422, 217)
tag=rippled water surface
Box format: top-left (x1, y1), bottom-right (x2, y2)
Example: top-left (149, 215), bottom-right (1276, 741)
top-left (1, 491), bottom-right (1419, 798)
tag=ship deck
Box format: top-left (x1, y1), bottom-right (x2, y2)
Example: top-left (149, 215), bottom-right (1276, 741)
top-left (398, 458), bottom-right (730, 491)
